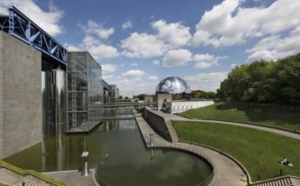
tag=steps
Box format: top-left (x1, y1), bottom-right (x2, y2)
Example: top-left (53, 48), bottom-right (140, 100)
top-left (0, 168), bottom-right (51, 186)
top-left (0, 168), bottom-right (19, 185)
top-left (251, 177), bottom-right (293, 186)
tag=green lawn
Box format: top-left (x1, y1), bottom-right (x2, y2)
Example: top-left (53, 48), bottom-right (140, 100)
top-left (179, 102), bottom-right (300, 131)
top-left (173, 120), bottom-right (300, 182)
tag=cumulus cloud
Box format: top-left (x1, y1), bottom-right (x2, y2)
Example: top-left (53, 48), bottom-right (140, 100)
top-left (65, 35), bottom-right (119, 59)
top-left (193, 54), bottom-right (226, 69)
top-left (148, 76), bottom-right (159, 82)
top-left (152, 19), bottom-right (191, 48)
top-left (185, 72), bottom-right (228, 92)
top-left (246, 29), bottom-right (300, 62)
top-left (0, 0), bottom-right (64, 36)
top-left (122, 70), bottom-right (145, 79)
top-left (121, 19), bottom-right (192, 59)
top-left (102, 64), bottom-right (118, 74)
top-left (163, 49), bottom-right (192, 67)
top-left (193, 0), bottom-right (300, 48)
top-left (79, 20), bottom-right (114, 39)
top-left (122, 20), bottom-right (133, 30)
top-left (121, 32), bottom-right (167, 58)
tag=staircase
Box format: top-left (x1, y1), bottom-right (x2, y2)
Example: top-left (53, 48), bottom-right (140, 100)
top-left (251, 176), bottom-right (293, 186)
top-left (0, 167), bottom-right (51, 186)
top-left (0, 168), bottom-right (19, 185)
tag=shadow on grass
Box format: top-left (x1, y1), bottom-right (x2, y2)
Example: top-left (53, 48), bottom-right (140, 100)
top-left (181, 102), bottom-right (300, 130)
top-left (215, 102), bottom-right (300, 125)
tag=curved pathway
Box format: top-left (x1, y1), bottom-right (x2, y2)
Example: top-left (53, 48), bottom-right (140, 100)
top-left (170, 115), bottom-right (300, 141)
top-left (138, 108), bottom-right (300, 186)
top-left (135, 111), bottom-right (247, 186)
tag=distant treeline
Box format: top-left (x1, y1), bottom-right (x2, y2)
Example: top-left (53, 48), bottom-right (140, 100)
top-left (217, 53), bottom-right (300, 105)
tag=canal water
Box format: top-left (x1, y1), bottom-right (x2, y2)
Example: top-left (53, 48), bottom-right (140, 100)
top-left (5, 119), bottom-right (212, 186)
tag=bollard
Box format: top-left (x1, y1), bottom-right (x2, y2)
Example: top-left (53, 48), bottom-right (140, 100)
top-left (280, 168), bottom-right (283, 176)
top-left (257, 174), bottom-right (260, 181)
top-left (22, 181), bottom-right (25, 186)
top-left (81, 151), bottom-right (89, 176)
top-left (150, 132), bottom-right (154, 146)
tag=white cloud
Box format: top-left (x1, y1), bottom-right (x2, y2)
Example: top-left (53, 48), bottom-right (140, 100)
top-left (102, 64), bottom-right (118, 74)
top-left (122, 70), bottom-right (145, 79)
top-left (80, 20), bottom-right (114, 39)
top-left (246, 29), bottom-right (300, 62)
top-left (121, 32), bottom-right (167, 58)
top-left (163, 49), bottom-right (192, 67)
top-left (0, 0), bottom-right (64, 36)
top-left (193, 53), bottom-right (226, 69)
top-left (122, 20), bottom-right (133, 30)
top-left (64, 43), bottom-right (81, 51)
top-left (193, 0), bottom-right (300, 48)
top-left (153, 60), bottom-right (160, 66)
top-left (152, 19), bottom-right (191, 48)
top-left (185, 72), bottom-right (228, 92)
top-left (88, 43), bottom-right (119, 59)
top-left (66, 35), bottom-right (119, 59)
top-left (148, 76), bottom-right (159, 82)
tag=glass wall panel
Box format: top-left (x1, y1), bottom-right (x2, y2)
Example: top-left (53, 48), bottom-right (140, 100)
top-left (66, 52), bottom-right (103, 133)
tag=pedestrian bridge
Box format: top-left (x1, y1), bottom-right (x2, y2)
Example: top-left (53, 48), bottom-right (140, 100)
top-left (100, 102), bottom-right (156, 120)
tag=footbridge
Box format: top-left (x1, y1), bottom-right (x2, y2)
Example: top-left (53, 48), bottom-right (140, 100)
top-left (101, 102), bottom-right (157, 120)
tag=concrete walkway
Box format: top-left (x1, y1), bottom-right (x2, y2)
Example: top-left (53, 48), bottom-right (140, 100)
top-left (44, 169), bottom-right (98, 186)
top-left (135, 111), bottom-right (248, 186)
top-left (139, 108), bottom-right (300, 186)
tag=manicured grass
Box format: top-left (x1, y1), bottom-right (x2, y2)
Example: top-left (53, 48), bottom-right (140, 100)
top-left (179, 102), bottom-right (300, 131)
top-left (173, 121), bottom-right (300, 182)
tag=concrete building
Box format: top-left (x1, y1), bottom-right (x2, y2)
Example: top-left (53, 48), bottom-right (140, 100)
top-left (0, 6), bottom-right (112, 158)
top-left (0, 30), bottom-right (43, 159)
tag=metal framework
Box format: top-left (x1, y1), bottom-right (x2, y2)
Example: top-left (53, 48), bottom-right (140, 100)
top-left (7, 5), bottom-right (67, 65)
top-left (102, 79), bottom-right (110, 90)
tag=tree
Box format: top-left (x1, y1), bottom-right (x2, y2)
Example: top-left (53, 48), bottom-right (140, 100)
top-left (218, 52), bottom-right (300, 105)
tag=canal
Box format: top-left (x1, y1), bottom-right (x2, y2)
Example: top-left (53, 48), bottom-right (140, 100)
top-left (5, 119), bottom-right (212, 186)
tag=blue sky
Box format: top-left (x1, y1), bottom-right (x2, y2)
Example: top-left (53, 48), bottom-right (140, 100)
top-left (1, 0), bottom-right (300, 97)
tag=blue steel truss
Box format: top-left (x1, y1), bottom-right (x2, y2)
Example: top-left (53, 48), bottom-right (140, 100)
top-left (102, 80), bottom-right (110, 90)
top-left (7, 5), bottom-right (67, 65)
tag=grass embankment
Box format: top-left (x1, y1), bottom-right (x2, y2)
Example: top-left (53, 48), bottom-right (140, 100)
top-left (0, 160), bottom-right (67, 186)
top-left (173, 121), bottom-right (300, 182)
top-left (179, 102), bottom-right (300, 131)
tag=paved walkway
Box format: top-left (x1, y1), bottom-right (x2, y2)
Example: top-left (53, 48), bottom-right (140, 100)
top-left (44, 169), bottom-right (98, 186)
top-left (135, 110), bottom-right (248, 186)
top-left (139, 108), bottom-right (300, 186)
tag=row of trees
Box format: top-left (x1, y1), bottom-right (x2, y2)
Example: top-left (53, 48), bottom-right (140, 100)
top-left (217, 53), bottom-right (300, 105)
top-left (191, 90), bottom-right (216, 99)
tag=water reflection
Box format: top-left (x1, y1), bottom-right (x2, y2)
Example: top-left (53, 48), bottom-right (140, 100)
top-left (5, 120), bottom-right (212, 186)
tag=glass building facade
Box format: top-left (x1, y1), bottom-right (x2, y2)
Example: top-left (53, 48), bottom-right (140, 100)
top-left (66, 52), bottom-right (103, 133)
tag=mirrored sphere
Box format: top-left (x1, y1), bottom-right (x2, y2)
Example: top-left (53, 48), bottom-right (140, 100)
top-left (156, 76), bottom-right (191, 94)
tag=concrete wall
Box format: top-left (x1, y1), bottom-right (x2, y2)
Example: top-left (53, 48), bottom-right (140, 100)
top-left (142, 108), bottom-right (172, 142)
top-left (0, 31), bottom-right (42, 159)
top-left (166, 100), bottom-right (214, 114)
top-left (157, 94), bottom-right (172, 111)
